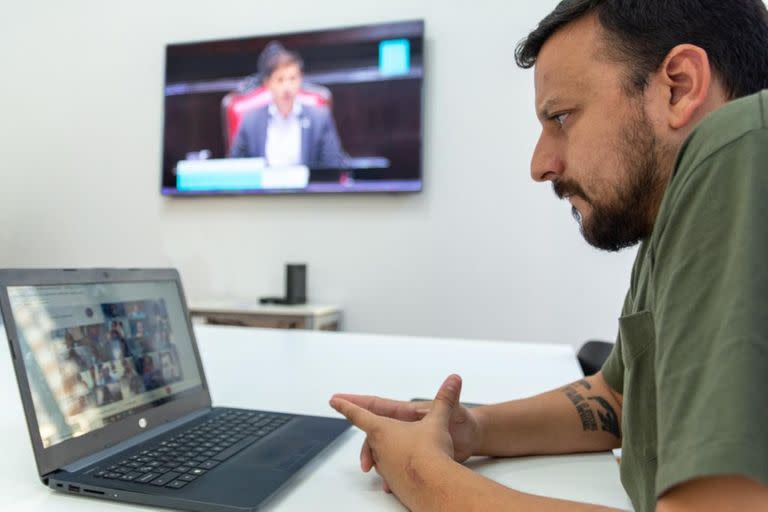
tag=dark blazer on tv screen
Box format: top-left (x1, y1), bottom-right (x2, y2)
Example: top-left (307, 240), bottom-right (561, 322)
top-left (228, 104), bottom-right (348, 168)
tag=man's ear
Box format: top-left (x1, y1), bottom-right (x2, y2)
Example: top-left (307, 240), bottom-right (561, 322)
top-left (658, 44), bottom-right (713, 129)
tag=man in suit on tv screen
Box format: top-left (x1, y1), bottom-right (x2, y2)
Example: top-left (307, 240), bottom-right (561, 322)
top-left (228, 41), bottom-right (348, 169)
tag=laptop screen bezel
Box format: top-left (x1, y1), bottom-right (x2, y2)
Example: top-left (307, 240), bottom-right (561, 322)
top-left (0, 268), bottom-right (213, 478)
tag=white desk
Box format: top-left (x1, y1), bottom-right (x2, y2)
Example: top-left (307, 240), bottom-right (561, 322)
top-left (189, 301), bottom-right (342, 331)
top-left (0, 326), bottom-right (631, 511)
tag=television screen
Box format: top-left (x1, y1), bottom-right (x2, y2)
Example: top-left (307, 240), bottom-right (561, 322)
top-left (161, 20), bottom-right (424, 196)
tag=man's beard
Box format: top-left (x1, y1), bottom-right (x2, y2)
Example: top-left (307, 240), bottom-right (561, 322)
top-left (553, 106), bottom-right (674, 252)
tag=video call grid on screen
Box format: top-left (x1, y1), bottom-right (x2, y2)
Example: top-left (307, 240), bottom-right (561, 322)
top-left (162, 20), bottom-right (424, 196)
top-left (8, 282), bottom-right (203, 449)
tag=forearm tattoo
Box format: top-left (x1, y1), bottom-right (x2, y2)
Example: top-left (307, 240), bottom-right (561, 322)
top-left (562, 382), bottom-right (598, 432)
top-left (587, 396), bottom-right (621, 439)
top-left (575, 379), bottom-right (592, 390)
top-left (561, 380), bottom-right (621, 439)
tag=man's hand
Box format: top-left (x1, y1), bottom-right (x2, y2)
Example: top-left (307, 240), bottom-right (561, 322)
top-left (331, 375), bottom-right (627, 512)
top-left (329, 374), bottom-right (466, 498)
top-left (331, 378), bottom-right (481, 473)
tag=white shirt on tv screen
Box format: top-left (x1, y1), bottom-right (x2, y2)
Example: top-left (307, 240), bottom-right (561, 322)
top-left (265, 103), bottom-right (302, 167)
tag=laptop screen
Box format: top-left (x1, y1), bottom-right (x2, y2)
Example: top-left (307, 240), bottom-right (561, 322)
top-left (6, 280), bottom-right (203, 449)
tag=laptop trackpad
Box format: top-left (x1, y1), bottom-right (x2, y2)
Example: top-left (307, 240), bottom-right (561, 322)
top-left (237, 437), bottom-right (321, 471)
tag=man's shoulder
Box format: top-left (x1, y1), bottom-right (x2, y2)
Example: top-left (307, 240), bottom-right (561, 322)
top-left (302, 104), bottom-right (332, 122)
top-left (707, 89), bottom-right (767, 124)
top-left (652, 91), bottom-right (768, 252)
top-left (241, 105), bottom-right (269, 125)
top-left (676, 89), bottom-right (767, 176)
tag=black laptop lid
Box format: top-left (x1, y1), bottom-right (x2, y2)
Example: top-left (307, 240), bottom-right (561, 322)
top-left (0, 269), bottom-right (212, 478)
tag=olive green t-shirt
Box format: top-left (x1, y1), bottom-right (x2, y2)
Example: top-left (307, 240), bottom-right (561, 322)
top-left (602, 89), bottom-right (768, 512)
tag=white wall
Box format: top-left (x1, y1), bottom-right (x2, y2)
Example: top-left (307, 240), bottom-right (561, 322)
top-left (0, 0), bottom-right (637, 346)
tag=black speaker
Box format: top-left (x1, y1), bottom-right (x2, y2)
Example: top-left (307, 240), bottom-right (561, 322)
top-left (284, 264), bottom-right (307, 305)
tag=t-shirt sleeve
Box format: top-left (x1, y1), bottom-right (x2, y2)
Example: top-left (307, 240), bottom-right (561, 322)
top-left (601, 292), bottom-right (630, 393)
top-left (652, 130), bottom-right (768, 498)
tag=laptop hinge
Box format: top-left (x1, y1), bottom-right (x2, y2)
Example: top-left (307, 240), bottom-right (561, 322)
top-left (61, 408), bottom-right (211, 473)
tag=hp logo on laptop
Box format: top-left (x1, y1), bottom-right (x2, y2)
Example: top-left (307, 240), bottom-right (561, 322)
top-left (138, 418), bottom-right (148, 429)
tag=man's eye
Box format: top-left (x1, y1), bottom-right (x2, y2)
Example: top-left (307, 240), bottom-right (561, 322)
top-left (553, 113), bottom-right (570, 127)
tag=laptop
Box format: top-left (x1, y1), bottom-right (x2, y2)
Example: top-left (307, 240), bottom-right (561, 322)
top-left (0, 268), bottom-right (349, 511)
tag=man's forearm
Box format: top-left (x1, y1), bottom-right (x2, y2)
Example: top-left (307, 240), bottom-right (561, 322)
top-left (396, 453), bottom-right (622, 512)
top-left (472, 372), bottom-right (623, 457)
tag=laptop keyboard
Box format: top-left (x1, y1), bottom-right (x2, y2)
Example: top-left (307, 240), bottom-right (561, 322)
top-left (91, 409), bottom-right (293, 490)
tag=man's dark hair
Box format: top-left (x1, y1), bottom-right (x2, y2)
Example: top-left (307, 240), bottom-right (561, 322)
top-left (515, 0), bottom-right (768, 99)
top-left (258, 41), bottom-right (304, 81)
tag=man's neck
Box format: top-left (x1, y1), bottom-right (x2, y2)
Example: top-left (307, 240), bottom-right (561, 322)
top-left (275, 102), bottom-right (295, 118)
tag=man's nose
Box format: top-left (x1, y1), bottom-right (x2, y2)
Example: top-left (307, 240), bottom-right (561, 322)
top-left (530, 135), bottom-right (565, 183)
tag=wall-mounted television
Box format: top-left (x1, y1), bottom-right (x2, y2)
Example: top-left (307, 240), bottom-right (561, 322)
top-left (161, 20), bottom-right (424, 196)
